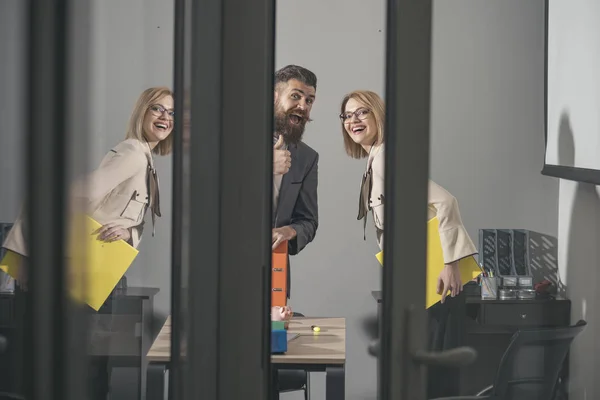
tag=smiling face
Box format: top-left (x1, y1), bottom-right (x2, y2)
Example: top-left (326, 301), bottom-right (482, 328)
top-left (143, 95), bottom-right (174, 146)
top-left (274, 79), bottom-right (316, 144)
top-left (342, 97), bottom-right (378, 149)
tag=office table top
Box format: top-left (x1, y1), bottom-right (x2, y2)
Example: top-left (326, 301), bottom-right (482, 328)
top-left (147, 316), bottom-right (346, 365)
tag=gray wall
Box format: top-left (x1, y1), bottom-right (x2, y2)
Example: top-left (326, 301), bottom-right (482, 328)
top-left (277, 0), bottom-right (558, 398)
top-left (430, 0), bottom-right (557, 238)
top-left (558, 181), bottom-right (600, 399)
top-left (0, 0), bottom-right (26, 223)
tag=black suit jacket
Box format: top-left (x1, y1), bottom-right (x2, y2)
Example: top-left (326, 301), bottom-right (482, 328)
top-left (273, 141), bottom-right (319, 297)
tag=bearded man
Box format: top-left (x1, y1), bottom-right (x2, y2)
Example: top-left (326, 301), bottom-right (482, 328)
top-left (270, 65), bottom-right (319, 299)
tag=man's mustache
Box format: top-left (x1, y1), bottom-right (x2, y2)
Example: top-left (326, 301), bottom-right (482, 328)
top-left (286, 109), bottom-right (313, 123)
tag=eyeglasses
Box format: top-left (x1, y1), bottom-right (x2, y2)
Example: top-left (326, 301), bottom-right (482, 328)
top-left (149, 104), bottom-right (175, 119)
top-left (339, 108), bottom-right (370, 122)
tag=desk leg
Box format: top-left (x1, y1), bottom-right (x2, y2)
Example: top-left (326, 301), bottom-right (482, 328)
top-left (326, 365), bottom-right (345, 400)
top-left (147, 363), bottom-right (167, 400)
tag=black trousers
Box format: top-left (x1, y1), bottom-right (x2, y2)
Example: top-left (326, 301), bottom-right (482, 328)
top-left (426, 291), bottom-right (465, 398)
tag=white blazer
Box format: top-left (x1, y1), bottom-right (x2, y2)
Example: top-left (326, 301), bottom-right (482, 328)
top-left (3, 139), bottom-right (161, 256)
top-left (360, 143), bottom-right (477, 264)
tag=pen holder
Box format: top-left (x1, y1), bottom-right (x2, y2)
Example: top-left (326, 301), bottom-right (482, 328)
top-left (481, 277), bottom-right (499, 300)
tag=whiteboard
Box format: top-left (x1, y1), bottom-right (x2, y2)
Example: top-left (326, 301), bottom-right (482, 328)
top-left (544, 0), bottom-right (600, 183)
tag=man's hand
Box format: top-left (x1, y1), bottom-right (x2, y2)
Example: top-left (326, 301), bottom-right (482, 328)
top-left (273, 135), bottom-right (291, 175)
top-left (437, 261), bottom-right (462, 304)
top-left (272, 226), bottom-right (297, 250)
top-left (271, 305), bottom-right (293, 322)
top-left (95, 223), bottom-right (131, 243)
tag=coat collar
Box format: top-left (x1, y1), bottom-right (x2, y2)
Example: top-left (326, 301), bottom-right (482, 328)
top-left (135, 139), bottom-right (161, 235)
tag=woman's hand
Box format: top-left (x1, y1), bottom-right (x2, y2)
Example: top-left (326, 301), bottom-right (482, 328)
top-left (437, 261), bottom-right (462, 303)
top-left (95, 223), bottom-right (131, 243)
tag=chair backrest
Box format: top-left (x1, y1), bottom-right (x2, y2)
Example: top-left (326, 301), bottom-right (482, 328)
top-left (490, 320), bottom-right (586, 400)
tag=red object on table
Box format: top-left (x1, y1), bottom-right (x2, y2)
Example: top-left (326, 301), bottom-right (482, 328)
top-left (271, 240), bottom-right (288, 307)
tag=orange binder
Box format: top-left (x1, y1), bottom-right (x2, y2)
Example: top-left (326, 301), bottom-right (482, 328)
top-left (271, 240), bottom-right (288, 307)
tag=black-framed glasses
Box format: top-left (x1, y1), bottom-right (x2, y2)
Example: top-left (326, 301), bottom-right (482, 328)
top-left (149, 104), bottom-right (175, 119)
top-left (339, 108), bottom-right (370, 122)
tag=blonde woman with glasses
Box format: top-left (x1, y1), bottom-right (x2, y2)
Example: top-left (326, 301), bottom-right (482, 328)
top-left (2, 86), bottom-right (174, 399)
top-left (338, 90), bottom-right (476, 398)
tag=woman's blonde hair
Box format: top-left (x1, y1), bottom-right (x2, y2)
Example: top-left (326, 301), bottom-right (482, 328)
top-left (126, 86), bottom-right (174, 156)
top-left (339, 90), bottom-right (386, 159)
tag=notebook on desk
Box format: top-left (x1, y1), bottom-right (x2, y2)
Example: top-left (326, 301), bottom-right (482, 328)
top-left (287, 333), bottom-right (299, 342)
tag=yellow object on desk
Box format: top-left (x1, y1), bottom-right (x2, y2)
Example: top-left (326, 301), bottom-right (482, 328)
top-left (0, 215), bottom-right (139, 311)
top-left (375, 217), bottom-right (481, 309)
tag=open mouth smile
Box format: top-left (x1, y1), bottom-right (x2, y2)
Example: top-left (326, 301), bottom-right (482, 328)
top-left (352, 125), bottom-right (366, 135)
top-left (289, 113), bottom-right (304, 125)
top-left (154, 122), bottom-right (169, 131)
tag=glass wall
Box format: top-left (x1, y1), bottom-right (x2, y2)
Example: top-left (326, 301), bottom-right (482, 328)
top-left (0, 1), bottom-right (597, 400)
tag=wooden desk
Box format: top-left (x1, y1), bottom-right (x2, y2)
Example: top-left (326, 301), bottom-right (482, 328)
top-left (146, 316), bottom-right (346, 400)
top-left (0, 287), bottom-right (159, 400)
top-left (90, 287), bottom-right (159, 400)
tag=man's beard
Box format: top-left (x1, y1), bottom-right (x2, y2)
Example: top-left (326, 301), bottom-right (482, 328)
top-left (274, 103), bottom-right (309, 145)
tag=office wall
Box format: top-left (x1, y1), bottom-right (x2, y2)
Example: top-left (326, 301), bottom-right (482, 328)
top-left (276, 0), bottom-right (557, 398)
top-left (1, 0), bottom-right (565, 398)
top-left (0, 0), bottom-right (26, 223)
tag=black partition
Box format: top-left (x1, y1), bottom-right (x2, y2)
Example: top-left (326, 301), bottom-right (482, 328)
top-left (170, 0), bottom-right (276, 398)
top-left (24, 0), bottom-right (90, 399)
top-left (379, 1), bottom-right (433, 399)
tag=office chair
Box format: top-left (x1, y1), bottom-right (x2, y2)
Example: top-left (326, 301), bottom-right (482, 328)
top-left (430, 320), bottom-right (587, 400)
top-left (277, 312), bottom-right (310, 400)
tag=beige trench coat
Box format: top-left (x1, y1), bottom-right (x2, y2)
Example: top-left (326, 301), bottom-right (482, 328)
top-left (2, 139), bottom-right (161, 256)
top-left (360, 143), bottom-right (477, 264)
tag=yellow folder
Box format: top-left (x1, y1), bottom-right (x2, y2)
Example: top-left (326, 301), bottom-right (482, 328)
top-left (375, 216), bottom-right (481, 309)
top-left (0, 215), bottom-right (139, 311)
